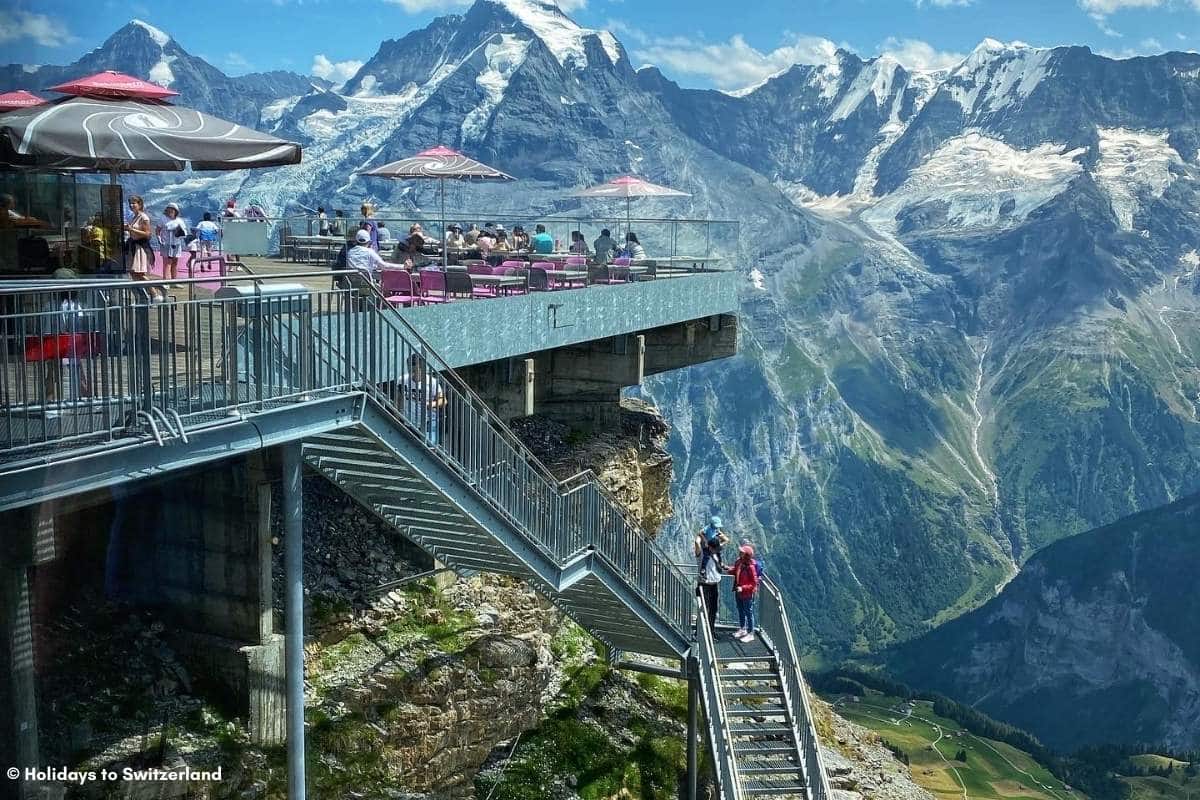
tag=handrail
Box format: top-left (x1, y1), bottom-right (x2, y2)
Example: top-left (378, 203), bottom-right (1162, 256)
top-left (758, 577), bottom-right (832, 800)
top-left (696, 591), bottom-right (743, 800)
top-left (355, 280), bottom-right (685, 585)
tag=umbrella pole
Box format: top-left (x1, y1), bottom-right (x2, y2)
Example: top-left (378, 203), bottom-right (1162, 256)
top-left (441, 177), bottom-right (447, 269)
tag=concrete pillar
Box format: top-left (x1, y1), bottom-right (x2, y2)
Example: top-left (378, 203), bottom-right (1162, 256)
top-left (1, 565), bottom-right (39, 797)
top-left (523, 358), bottom-right (535, 417)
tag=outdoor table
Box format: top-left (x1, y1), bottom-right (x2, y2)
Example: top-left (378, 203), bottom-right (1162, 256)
top-left (546, 269), bottom-right (588, 287)
top-left (469, 274), bottom-right (526, 294)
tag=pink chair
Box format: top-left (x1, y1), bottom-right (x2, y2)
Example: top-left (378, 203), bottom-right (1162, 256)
top-left (418, 268), bottom-right (449, 303)
top-left (565, 256), bottom-right (587, 268)
top-left (468, 264), bottom-right (493, 275)
top-left (380, 269), bottom-right (420, 307)
top-left (612, 256), bottom-right (632, 267)
top-left (501, 260), bottom-right (526, 270)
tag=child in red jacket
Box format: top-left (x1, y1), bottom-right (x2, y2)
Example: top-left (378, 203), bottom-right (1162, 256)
top-left (729, 545), bottom-right (760, 642)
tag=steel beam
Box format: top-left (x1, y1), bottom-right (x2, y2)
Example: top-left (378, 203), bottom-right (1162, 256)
top-left (0, 394), bottom-right (362, 513)
top-left (282, 444), bottom-right (306, 800)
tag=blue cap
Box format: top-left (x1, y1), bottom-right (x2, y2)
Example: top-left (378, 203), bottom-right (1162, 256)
top-left (709, 515), bottom-right (722, 528)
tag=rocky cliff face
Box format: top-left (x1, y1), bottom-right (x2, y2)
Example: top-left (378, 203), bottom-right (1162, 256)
top-left (887, 491), bottom-right (1200, 750)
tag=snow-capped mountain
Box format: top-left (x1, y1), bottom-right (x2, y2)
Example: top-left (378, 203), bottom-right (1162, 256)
top-left (12, 3), bottom-right (1200, 730)
top-left (0, 19), bottom-right (321, 127)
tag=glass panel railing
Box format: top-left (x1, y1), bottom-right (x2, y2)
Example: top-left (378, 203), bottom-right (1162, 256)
top-left (269, 214), bottom-right (738, 268)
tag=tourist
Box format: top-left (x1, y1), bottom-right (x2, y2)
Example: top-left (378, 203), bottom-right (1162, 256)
top-left (464, 223), bottom-right (481, 245)
top-left (622, 231), bottom-right (646, 260)
top-left (593, 228), bottom-right (618, 264)
top-left (740, 537), bottom-right (766, 581)
top-left (446, 224), bottom-right (465, 250)
top-left (512, 225), bottom-right (530, 251)
top-left (359, 202), bottom-right (379, 251)
top-left (700, 515), bottom-right (729, 556)
top-left (698, 538), bottom-right (724, 632)
top-left (345, 229), bottom-right (388, 279)
top-left (402, 224), bottom-right (432, 268)
top-left (124, 196), bottom-right (160, 301)
top-left (156, 202), bottom-right (188, 284)
top-left (401, 353), bottom-right (446, 445)
top-left (729, 545), bottom-right (760, 642)
top-left (330, 210), bottom-right (345, 237)
top-left (194, 212), bottom-right (221, 262)
top-left (245, 199), bottom-right (267, 221)
top-left (377, 221), bottom-right (393, 246)
top-left (568, 230), bottom-right (589, 256)
top-left (476, 226), bottom-right (495, 256)
top-left (318, 206), bottom-right (329, 236)
top-left (222, 199), bottom-right (238, 219)
top-left (493, 227), bottom-right (511, 253)
top-left (531, 223), bottom-right (554, 254)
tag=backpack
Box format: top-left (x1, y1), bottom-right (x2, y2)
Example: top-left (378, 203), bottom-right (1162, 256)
top-left (754, 557), bottom-right (766, 579)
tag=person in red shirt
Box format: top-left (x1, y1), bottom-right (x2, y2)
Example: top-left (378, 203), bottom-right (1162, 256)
top-left (729, 545), bottom-right (760, 642)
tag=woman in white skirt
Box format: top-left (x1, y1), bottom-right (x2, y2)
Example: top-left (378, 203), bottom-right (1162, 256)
top-left (124, 195), bottom-right (160, 301)
top-left (157, 202), bottom-right (188, 284)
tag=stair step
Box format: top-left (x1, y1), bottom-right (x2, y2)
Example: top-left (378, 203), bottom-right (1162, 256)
top-left (726, 705), bottom-right (787, 717)
top-left (720, 671), bottom-right (779, 682)
top-left (723, 688), bottom-right (784, 701)
top-left (741, 783), bottom-right (808, 797)
top-left (730, 723), bottom-right (792, 736)
top-left (734, 742), bottom-right (797, 756)
top-left (739, 765), bottom-right (805, 776)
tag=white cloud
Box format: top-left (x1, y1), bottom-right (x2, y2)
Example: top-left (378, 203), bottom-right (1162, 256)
top-left (384, 0), bottom-right (585, 11)
top-left (878, 37), bottom-right (966, 71)
top-left (224, 52), bottom-right (252, 72)
top-left (384, 0), bottom-right (468, 10)
top-left (0, 10), bottom-right (77, 47)
top-left (632, 30), bottom-right (840, 91)
top-left (1078, 0), bottom-right (1162, 11)
top-left (311, 54), bottom-right (364, 85)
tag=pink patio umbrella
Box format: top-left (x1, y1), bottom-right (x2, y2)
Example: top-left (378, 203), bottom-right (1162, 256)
top-left (47, 70), bottom-right (179, 100)
top-left (0, 90), bottom-right (45, 111)
top-left (570, 175), bottom-right (691, 233)
top-left (360, 145), bottom-right (515, 266)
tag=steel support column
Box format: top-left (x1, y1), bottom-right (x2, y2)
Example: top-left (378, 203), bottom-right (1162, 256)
top-left (688, 656), bottom-right (699, 800)
top-left (282, 444), bottom-right (306, 800)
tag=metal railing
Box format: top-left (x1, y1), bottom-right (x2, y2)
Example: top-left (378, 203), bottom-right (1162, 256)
top-left (757, 577), bottom-right (833, 800)
top-left (696, 590), bottom-right (744, 800)
top-left (0, 272), bottom-right (695, 640)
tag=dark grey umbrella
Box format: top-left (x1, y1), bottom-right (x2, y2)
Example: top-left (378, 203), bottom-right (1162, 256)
top-left (360, 145), bottom-right (514, 266)
top-left (0, 95), bottom-right (301, 172)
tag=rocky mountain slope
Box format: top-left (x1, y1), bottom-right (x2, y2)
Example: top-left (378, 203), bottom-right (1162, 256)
top-left (886, 491), bottom-right (1200, 751)
top-left (13, 1), bottom-right (1200, 671)
top-left (0, 20), bottom-right (319, 127)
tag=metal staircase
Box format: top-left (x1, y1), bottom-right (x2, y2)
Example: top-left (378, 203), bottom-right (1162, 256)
top-left (698, 580), bottom-right (832, 800)
top-left (0, 274), bottom-right (831, 800)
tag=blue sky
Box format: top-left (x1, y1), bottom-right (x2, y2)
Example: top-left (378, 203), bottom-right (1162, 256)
top-left (3, 0), bottom-right (1199, 92)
